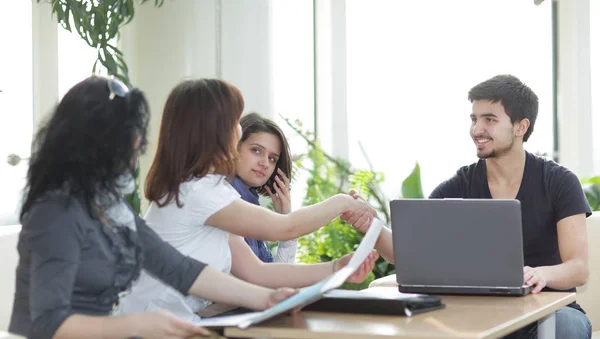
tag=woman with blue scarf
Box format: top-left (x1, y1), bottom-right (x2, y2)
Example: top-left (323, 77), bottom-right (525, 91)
top-left (230, 113), bottom-right (297, 263)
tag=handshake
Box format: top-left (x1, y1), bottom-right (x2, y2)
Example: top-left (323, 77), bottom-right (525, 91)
top-left (340, 190), bottom-right (378, 233)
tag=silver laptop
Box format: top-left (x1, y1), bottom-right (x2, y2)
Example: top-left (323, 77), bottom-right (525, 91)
top-left (390, 199), bottom-right (531, 296)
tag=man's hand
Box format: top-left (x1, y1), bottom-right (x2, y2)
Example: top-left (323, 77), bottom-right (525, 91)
top-left (340, 190), bottom-right (377, 233)
top-left (523, 266), bottom-right (548, 293)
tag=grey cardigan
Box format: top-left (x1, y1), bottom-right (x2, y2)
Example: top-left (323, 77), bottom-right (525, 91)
top-left (8, 194), bottom-right (206, 339)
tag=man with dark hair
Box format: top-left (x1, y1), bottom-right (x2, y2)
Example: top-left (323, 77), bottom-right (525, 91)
top-left (345, 74), bottom-right (592, 339)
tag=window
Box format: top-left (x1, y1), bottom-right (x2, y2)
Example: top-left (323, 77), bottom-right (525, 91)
top-left (591, 0), bottom-right (600, 173)
top-left (0, 6), bottom-right (102, 226)
top-left (58, 24), bottom-right (104, 100)
top-left (345, 0), bottom-right (553, 198)
top-left (0, 1), bottom-right (33, 225)
top-left (272, 0), bottom-right (315, 211)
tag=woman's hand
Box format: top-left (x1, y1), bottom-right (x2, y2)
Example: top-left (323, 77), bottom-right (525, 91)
top-left (134, 311), bottom-right (211, 339)
top-left (335, 250), bottom-right (379, 283)
top-left (264, 287), bottom-right (299, 309)
top-left (265, 168), bottom-right (292, 214)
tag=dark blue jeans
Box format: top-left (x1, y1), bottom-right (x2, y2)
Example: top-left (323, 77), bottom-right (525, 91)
top-left (503, 306), bottom-right (592, 339)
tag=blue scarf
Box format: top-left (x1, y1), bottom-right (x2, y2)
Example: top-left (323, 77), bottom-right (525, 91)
top-left (229, 177), bottom-right (274, 263)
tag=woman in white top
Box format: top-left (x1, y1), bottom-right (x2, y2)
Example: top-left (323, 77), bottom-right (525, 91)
top-left (120, 79), bottom-right (377, 323)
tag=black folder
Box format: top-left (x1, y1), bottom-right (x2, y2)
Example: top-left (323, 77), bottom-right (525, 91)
top-left (303, 288), bottom-right (444, 316)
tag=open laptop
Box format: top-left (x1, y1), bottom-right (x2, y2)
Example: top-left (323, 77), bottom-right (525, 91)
top-left (390, 199), bottom-right (531, 296)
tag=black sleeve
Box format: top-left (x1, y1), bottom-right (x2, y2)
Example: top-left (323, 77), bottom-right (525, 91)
top-left (135, 216), bottom-right (207, 295)
top-left (429, 168), bottom-right (468, 199)
top-left (26, 200), bottom-right (83, 339)
top-left (550, 167), bottom-right (592, 222)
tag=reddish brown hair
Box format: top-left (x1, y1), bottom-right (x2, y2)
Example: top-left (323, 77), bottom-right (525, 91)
top-left (145, 79), bottom-right (244, 207)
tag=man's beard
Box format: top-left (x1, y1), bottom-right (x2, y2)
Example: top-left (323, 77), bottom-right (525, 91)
top-left (477, 135), bottom-right (514, 159)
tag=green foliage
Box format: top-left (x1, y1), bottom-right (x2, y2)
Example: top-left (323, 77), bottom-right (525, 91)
top-left (297, 146), bottom-right (362, 264)
top-left (401, 162), bottom-right (424, 199)
top-left (580, 176), bottom-right (600, 211)
top-left (282, 116), bottom-right (425, 288)
top-left (38, 0), bottom-right (164, 86)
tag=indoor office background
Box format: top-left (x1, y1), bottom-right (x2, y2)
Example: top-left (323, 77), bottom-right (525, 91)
top-left (0, 0), bottom-right (598, 224)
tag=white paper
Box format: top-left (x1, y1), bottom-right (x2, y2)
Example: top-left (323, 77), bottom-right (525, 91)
top-left (324, 287), bottom-right (423, 300)
top-left (195, 312), bottom-right (261, 327)
top-left (321, 218), bottom-right (384, 291)
top-left (347, 218), bottom-right (384, 269)
top-left (238, 279), bottom-right (329, 328)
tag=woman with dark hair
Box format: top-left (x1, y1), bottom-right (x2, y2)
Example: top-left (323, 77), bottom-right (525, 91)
top-left (230, 112), bottom-right (297, 263)
top-left (8, 76), bottom-right (297, 339)
top-left (120, 78), bottom-right (378, 322)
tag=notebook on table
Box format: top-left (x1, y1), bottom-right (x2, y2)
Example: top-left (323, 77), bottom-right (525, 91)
top-left (303, 287), bottom-right (444, 316)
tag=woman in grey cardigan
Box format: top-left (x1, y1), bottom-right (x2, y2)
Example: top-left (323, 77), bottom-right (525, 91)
top-left (8, 76), bottom-right (296, 339)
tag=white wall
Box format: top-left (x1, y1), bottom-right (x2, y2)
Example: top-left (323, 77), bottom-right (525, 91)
top-left (315, 0), bottom-right (349, 160)
top-left (31, 2), bottom-right (58, 131)
top-left (221, 0), bottom-right (274, 119)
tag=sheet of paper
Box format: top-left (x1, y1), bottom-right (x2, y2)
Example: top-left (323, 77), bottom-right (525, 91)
top-left (194, 312), bottom-right (261, 327)
top-left (347, 218), bottom-right (384, 269)
top-left (322, 218), bottom-right (384, 291)
top-left (239, 217), bottom-right (384, 329)
top-left (324, 287), bottom-right (423, 300)
top-left (237, 279), bottom-right (329, 328)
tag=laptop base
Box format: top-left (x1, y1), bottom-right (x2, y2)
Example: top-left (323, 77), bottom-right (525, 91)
top-left (399, 285), bottom-right (532, 296)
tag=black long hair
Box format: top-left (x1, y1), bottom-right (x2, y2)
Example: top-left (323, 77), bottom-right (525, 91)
top-left (20, 76), bottom-right (150, 220)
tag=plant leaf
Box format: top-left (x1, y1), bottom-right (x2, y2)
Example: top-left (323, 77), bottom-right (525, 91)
top-left (401, 162), bottom-right (424, 198)
top-left (99, 47), bottom-right (118, 76)
top-left (583, 183), bottom-right (600, 211)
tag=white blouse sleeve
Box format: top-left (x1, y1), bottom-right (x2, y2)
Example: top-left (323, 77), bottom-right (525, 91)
top-left (274, 239), bottom-right (298, 263)
top-left (186, 175), bottom-right (240, 226)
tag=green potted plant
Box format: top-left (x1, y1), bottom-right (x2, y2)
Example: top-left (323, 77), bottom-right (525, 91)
top-left (39, 0), bottom-right (164, 84)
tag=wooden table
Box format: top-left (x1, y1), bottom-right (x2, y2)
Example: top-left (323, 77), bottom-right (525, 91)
top-left (223, 289), bottom-right (574, 339)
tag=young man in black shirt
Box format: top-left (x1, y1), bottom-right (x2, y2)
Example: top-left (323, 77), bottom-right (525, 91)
top-left (344, 74), bottom-right (592, 339)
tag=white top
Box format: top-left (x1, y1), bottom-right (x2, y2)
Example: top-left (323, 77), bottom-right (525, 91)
top-left (275, 239), bottom-right (298, 263)
top-left (119, 174), bottom-right (240, 323)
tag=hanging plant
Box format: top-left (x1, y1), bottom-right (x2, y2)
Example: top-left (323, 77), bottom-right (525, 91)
top-left (37, 0), bottom-right (165, 86)
top-left (37, 0), bottom-right (165, 214)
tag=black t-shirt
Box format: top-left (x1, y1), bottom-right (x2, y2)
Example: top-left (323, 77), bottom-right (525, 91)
top-left (429, 151), bottom-right (591, 297)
